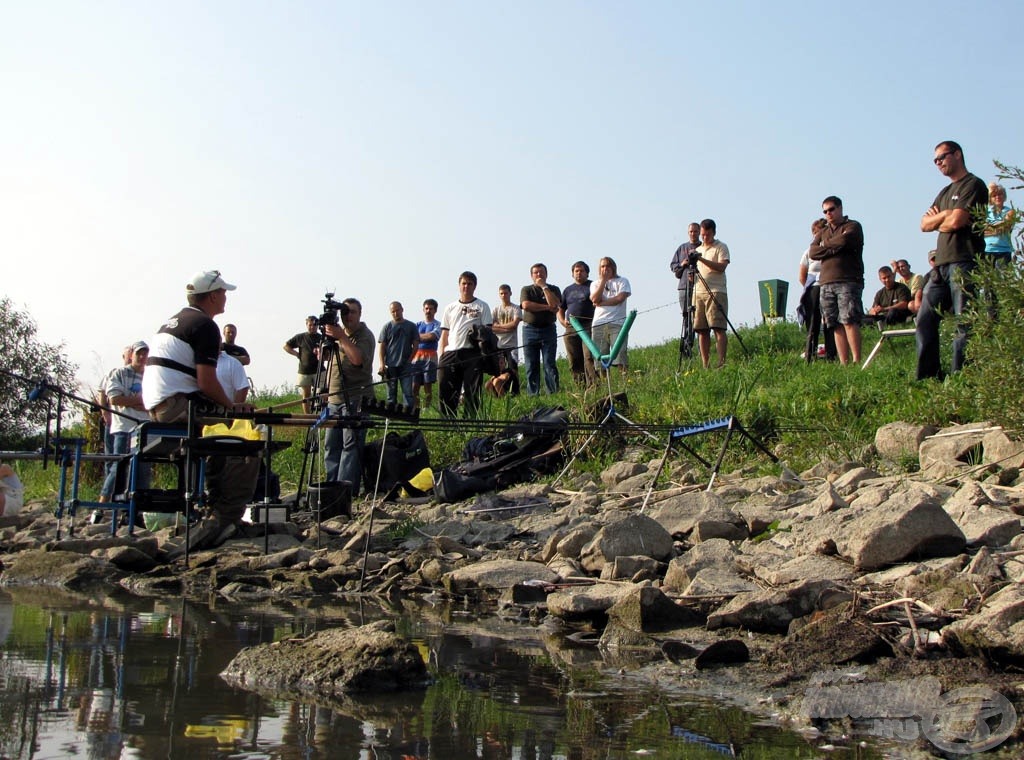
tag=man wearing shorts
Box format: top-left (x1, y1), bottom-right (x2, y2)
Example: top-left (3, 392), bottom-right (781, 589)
top-left (809, 196), bottom-right (865, 365)
top-left (412, 299), bottom-right (441, 408)
top-left (284, 316), bottom-right (320, 412)
top-left (693, 219), bottom-right (731, 369)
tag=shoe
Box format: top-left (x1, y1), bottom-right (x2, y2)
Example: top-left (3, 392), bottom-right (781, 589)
top-left (89, 510), bottom-right (104, 525)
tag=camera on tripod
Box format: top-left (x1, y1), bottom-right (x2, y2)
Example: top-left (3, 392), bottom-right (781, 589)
top-left (316, 292), bottom-right (350, 328)
top-left (686, 250), bottom-right (701, 267)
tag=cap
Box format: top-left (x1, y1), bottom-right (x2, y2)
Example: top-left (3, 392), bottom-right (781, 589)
top-left (130, 341), bottom-right (149, 354)
top-left (186, 270), bottom-right (236, 295)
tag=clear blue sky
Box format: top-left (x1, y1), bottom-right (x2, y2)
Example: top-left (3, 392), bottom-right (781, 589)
top-left (3, 1), bottom-right (1019, 391)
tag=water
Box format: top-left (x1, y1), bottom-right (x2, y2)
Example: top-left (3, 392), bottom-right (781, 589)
top-left (0, 587), bottom-right (887, 759)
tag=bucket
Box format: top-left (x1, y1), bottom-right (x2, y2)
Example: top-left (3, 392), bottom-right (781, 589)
top-left (307, 480), bottom-right (352, 519)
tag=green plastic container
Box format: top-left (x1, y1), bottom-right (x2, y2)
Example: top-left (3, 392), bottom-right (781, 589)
top-left (758, 279), bottom-right (789, 321)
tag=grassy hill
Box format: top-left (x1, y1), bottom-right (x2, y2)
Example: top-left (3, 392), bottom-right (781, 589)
top-left (15, 299), bottom-right (1022, 503)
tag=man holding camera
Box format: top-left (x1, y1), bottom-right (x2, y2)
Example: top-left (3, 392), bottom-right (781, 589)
top-left (670, 222), bottom-right (701, 316)
top-left (322, 298), bottom-right (376, 488)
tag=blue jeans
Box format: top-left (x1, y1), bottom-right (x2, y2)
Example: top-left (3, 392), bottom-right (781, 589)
top-left (522, 323), bottom-right (559, 395)
top-left (384, 366), bottom-right (415, 406)
top-left (100, 431), bottom-right (151, 499)
top-left (324, 401), bottom-right (367, 488)
top-left (916, 262), bottom-right (974, 380)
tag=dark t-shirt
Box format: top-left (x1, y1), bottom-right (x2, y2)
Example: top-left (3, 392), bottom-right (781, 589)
top-left (520, 284), bottom-right (562, 328)
top-left (933, 172), bottom-right (988, 265)
top-left (560, 281), bottom-right (595, 323)
top-left (872, 283), bottom-right (912, 309)
top-left (221, 342), bottom-right (249, 362)
top-left (286, 331), bottom-right (321, 374)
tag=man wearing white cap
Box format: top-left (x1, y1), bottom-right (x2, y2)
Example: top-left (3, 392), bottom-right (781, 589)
top-left (142, 270), bottom-right (257, 551)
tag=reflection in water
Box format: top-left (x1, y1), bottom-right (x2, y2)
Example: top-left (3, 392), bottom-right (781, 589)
top-left (0, 590), bottom-right (880, 759)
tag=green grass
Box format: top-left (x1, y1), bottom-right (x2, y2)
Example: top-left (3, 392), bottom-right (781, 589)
top-left (8, 317), bottom-right (1008, 502)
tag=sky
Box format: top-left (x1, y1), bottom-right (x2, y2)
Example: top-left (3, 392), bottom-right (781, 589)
top-left (2, 1), bottom-right (1020, 395)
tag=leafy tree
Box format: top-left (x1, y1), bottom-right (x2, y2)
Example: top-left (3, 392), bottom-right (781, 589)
top-left (0, 297), bottom-right (78, 448)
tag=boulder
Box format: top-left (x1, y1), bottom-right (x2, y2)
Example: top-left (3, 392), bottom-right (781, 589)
top-left (874, 422), bottom-right (938, 461)
top-left (579, 514), bottom-right (673, 574)
top-left (982, 428), bottom-right (1024, 470)
top-left (546, 583), bottom-right (633, 620)
top-left (221, 620), bottom-right (427, 697)
top-left (755, 554), bottom-right (858, 586)
top-left (646, 491), bottom-right (723, 536)
top-left (602, 555), bottom-right (664, 582)
top-left (555, 525), bottom-right (598, 560)
top-left (795, 483), bottom-right (847, 520)
top-left (691, 504), bottom-right (748, 542)
top-left (600, 461), bottom-right (645, 487)
top-left (0, 549), bottom-right (121, 591)
top-left (681, 567), bottom-right (758, 597)
top-left (96, 545), bottom-right (157, 573)
top-left (838, 488), bottom-right (966, 569)
top-left (943, 584), bottom-right (1024, 664)
top-left (662, 539), bottom-right (737, 591)
top-left (831, 467), bottom-right (883, 497)
top-left (943, 481), bottom-right (1022, 547)
top-left (442, 559), bottom-right (558, 598)
top-left (605, 585), bottom-right (703, 632)
top-left (919, 422), bottom-right (993, 478)
top-left (706, 579), bottom-right (842, 633)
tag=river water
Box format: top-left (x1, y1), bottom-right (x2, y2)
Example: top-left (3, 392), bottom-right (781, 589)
top-left (0, 587), bottom-right (898, 759)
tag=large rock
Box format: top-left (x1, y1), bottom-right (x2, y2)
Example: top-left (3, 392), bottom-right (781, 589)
top-left (691, 504), bottom-right (748, 543)
top-left (221, 620), bottom-right (427, 697)
top-left (755, 554), bottom-right (858, 586)
top-left (605, 585), bottom-right (703, 632)
top-left (831, 467), bottom-right (883, 497)
top-left (0, 549), bottom-right (122, 591)
top-left (983, 428), bottom-right (1024, 470)
top-left (874, 422), bottom-right (938, 461)
top-left (706, 579), bottom-right (842, 633)
top-left (943, 481), bottom-right (1022, 547)
top-left (442, 559), bottom-right (558, 598)
top-left (579, 514), bottom-right (673, 574)
top-left (546, 583), bottom-right (633, 620)
top-left (600, 461), bottom-right (645, 487)
top-left (919, 422), bottom-right (994, 478)
top-left (663, 539), bottom-right (737, 592)
top-left (681, 567), bottom-right (758, 597)
top-left (645, 491), bottom-right (722, 537)
top-left (943, 584), bottom-right (1024, 664)
top-left (838, 488), bottom-right (966, 569)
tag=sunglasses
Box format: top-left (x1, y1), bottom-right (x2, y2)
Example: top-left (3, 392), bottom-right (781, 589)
top-left (933, 151), bottom-right (954, 165)
top-left (823, 206), bottom-right (838, 214)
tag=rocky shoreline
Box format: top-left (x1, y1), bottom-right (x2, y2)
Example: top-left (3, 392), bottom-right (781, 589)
top-left (3, 419), bottom-right (1024, 753)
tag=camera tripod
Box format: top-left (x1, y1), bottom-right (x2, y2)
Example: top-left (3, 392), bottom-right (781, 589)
top-left (677, 265), bottom-right (696, 369)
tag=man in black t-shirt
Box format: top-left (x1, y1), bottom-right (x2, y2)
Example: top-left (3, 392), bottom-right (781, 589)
top-left (867, 266), bottom-right (912, 328)
top-left (284, 316), bottom-right (321, 412)
top-left (220, 324), bottom-right (250, 366)
top-left (519, 263), bottom-right (561, 396)
top-left (142, 270), bottom-right (258, 554)
top-left (917, 140), bottom-right (989, 380)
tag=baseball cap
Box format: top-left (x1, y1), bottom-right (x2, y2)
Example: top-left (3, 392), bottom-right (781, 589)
top-left (130, 341), bottom-right (149, 353)
top-left (186, 270), bottom-right (237, 295)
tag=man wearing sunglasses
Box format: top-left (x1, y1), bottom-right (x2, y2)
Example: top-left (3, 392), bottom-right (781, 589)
top-left (809, 197), bottom-right (865, 365)
top-left (916, 141), bottom-right (989, 380)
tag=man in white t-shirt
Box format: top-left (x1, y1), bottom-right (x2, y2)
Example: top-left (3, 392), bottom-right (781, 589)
top-left (217, 351), bottom-right (250, 403)
top-left (438, 271), bottom-right (492, 417)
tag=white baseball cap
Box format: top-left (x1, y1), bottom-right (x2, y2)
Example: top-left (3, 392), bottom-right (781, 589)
top-left (186, 270), bottom-right (236, 295)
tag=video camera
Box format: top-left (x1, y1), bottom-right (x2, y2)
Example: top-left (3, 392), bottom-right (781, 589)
top-left (316, 292), bottom-right (350, 328)
top-left (686, 250), bottom-right (700, 267)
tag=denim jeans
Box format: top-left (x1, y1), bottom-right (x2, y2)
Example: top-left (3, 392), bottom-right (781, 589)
top-left (100, 431), bottom-right (151, 499)
top-left (384, 366), bottom-right (415, 406)
top-left (324, 401), bottom-right (368, 488)
top-left (522, 323), bottom-right (559, 395)
top-left (915, 261), bottom-right (974, 380)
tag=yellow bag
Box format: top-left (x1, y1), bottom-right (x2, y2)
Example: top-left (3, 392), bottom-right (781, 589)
top-left (201, 418), bottom-right (262, 440)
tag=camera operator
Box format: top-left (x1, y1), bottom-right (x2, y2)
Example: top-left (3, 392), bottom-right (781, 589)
top-left (670, 222), bottom-right (701, 315)
top-left (321, 298), bottom-right (376, 489)
top-left (693, 219), bottom-right (731, 369)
